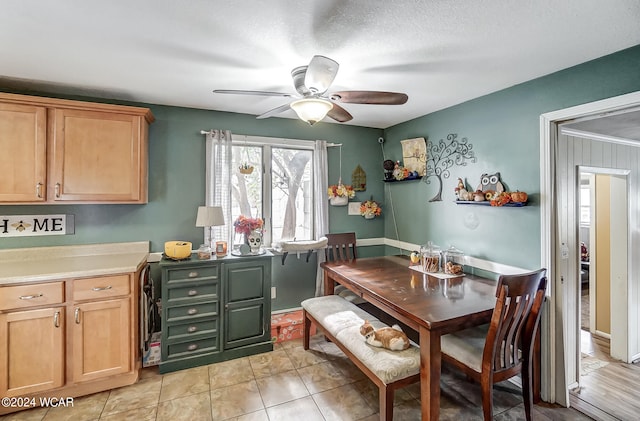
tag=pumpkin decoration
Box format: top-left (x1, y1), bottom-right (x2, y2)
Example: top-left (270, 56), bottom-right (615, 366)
top-left (490, 192), bottom-right (512, 207)
top-left (510, 190), bottom-right (528, 203)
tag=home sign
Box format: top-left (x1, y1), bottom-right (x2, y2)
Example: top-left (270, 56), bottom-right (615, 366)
top-left (0, 214), bottom-right (75, 237)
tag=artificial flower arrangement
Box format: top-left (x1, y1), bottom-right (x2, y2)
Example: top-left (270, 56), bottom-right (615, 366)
top-left (233, 215), bottom-right (264, 236)
top-left (360, 199), bottom-right (382, 218)
top-left (327, 182), bottom-right (355, 199)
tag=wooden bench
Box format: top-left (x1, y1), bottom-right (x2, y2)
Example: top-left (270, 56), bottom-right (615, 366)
top-left (301, 295), bottom-right (420, 421)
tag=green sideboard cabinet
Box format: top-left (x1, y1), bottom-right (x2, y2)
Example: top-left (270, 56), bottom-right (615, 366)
top-left (159, 252), bottom-right (272, 374)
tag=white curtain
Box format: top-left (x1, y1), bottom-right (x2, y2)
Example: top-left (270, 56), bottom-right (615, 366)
top-left (314, 140), bottom-right (329, 296)
top-left (205, 130), bottom-right (233, 248)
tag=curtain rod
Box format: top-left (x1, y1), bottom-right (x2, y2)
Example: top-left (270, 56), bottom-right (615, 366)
top-left (200, 130), bottom-right (341, 147)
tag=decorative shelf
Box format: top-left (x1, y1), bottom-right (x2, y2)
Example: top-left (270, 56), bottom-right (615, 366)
top-left (383, 177), bottom-right (422, 183)
top-left (455, 200), bottom-right (527, 207)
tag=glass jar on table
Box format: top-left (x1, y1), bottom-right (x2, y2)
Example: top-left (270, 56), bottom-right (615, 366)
top-left (420, 241), bottom-right (441, 273)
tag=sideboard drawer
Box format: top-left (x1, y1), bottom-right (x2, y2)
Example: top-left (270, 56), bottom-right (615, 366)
top-left (0, 282), bottom-right (64, 311)
top-left (166, 301), bottom-right (218, 322)
top-left (165, 266), bottom-right (219, 283)
top-left (166, 281), bottom-right (219, 303)
top-left (166, 336), bottom-right (219, 359)
top-left (166, 319), bottom-right (218, 341)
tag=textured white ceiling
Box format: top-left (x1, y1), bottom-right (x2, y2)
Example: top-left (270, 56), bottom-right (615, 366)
top-left (1, 0), bottom-right (639, 128)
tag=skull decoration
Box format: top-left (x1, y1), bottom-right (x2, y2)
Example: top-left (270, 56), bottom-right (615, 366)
top-left (247, 229), bottom-right (262, 253)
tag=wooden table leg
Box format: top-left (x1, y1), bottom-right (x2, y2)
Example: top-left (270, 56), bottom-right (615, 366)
top-left (419, 326), bottom-right (441, 421)
top-left (323, 271), bottom-right (335, 296)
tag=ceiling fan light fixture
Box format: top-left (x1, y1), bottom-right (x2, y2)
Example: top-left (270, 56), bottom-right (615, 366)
top-left (290, 98), bottom-right (333, 126)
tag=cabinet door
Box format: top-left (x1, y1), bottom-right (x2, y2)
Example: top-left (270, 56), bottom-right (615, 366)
top-left (71, 298), bottom-right (130, 383)
top-left (0, 307), bottom-right (64, 396)
top-left (0, 102), bottom-right (47, 202)
top-left (224, 261), bottom-right (271, 349)
top-left (50, 108), bottom-right (147, 203)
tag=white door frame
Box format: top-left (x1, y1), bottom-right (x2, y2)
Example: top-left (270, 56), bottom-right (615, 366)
top-left (540, 90), bottom-right (640, 405)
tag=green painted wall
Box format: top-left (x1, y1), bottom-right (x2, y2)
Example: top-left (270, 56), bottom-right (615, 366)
top-left (382, 44), bottom-right (640, 270)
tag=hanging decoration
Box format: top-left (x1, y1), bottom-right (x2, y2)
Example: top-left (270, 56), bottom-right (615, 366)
top-left (423, 133), bottom-right (476, 202)
top-left (327, 145), bottom-right (355, 206)
top-left (351, 165), bottom-right (366, 191)
top-left (238, 146), bottom-right (254, 174)
top-left (360, 197), bottom-right (382, 219)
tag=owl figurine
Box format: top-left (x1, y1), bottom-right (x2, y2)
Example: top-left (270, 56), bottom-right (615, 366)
top-left (477, 172), bottom-right (504, 194)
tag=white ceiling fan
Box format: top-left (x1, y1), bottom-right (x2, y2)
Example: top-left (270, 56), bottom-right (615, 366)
top-left (213, 55), bottom-right (408, 125)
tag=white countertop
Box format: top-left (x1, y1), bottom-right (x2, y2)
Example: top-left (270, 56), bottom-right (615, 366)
top-left (0, 242), bottom-right (149, 285)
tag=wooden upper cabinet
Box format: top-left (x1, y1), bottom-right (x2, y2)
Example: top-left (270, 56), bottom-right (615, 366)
top-left (0, 93), bottom-right (154, 204)
top-left (50, 109), bottom-right (147, 202)
top-left (0, 102), bottom-right (47, 202)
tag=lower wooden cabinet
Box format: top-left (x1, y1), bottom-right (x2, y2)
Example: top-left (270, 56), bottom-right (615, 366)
top-left (0, 307), bottom-right (65, 397)
top-left (160, 253), bottom-right (272, 373)
top-left (71, 298), bottom-right (131, 383)
top-left (0, 271), bottom-right (140, 415)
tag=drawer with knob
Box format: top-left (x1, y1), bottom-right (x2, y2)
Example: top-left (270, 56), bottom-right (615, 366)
top-left (165, 336), bottom-right (219, 359)
top-left (164, 266), bottom-right (219, 284)
top-left (165, 280), bottom-right (219, 303)
top-left (0, 282), bottom-right (64, 311)
top-left (165, 301), bottom-right (218, 322)
top-left (166, 319), bottom-right (218, 341)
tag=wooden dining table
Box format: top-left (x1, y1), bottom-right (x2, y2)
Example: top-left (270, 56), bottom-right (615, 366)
top-left (321, 255), bottom-right (498, 421)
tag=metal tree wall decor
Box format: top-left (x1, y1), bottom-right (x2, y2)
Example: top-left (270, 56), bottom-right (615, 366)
top-left (423, 133), bottom-right (476, 202)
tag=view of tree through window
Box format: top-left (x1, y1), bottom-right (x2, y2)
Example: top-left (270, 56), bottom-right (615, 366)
top-left (232, 144), bottom-right (313, 246)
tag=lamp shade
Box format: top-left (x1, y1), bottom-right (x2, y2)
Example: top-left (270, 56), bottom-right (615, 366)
top-left (195, 206), bottom-right (225, 227)
top-left (290, 98), bottom-right (333, 126)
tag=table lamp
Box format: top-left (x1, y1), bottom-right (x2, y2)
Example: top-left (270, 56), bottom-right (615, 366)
top-left (195, 206), bottom-right (225, 256)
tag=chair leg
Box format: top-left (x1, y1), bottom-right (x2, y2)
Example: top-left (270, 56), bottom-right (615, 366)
top-left (379, 384), bottom-right (394, 421)
top-left (303, 310), bottom-right (310, 350)
top-left (480, 374), bottom-right (493, 421)
top-left (522, 355), bottom-right (534, 421)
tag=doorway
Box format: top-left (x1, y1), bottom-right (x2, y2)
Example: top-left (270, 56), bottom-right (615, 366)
top-left (540, 90), bottom-right (640, 410)
top-left (575, 169), bottom-right (629, 362)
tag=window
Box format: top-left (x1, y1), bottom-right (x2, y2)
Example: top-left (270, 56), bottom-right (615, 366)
top-left (231, 138), bottom-right (314, 246)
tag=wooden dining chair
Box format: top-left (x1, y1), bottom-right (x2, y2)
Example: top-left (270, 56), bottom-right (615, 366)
top-left (324, 232), bottom-right (358, 262)
top-left (324, 232), bottom-right (367, 306)
top-left (440, 268), bottom-right (547, 421)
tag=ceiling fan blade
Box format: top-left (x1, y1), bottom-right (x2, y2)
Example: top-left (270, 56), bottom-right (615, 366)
top-left (213, 89), bottom-right (294, 98)
top-left (327, 103), bottom-right (353, 123)
top-left (330, 91), bottom-right (408, 105)
top-left (304, 55), bottom-right (339, 95)
top-left (256, 103), bottom-right (292, 119)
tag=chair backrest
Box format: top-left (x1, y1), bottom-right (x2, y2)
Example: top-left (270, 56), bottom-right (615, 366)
top-left (324, 232), bottom-right (357, 262)
top-left (484, 268), bottom-right (547, 376)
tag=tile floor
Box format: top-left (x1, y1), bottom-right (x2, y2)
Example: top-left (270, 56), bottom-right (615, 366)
top-left (0, 334), bottom-right (591, 421)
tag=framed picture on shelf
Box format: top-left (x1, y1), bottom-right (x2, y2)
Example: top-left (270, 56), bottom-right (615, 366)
top-left (400, 137), bottom-right (427, 176)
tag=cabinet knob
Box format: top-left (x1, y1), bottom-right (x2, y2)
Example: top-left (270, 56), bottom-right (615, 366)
top-left (92, 286), bottom-right (113, 291)
top-left (54, 311), bottom-right (60, 328)
top-left (55, 182), bottom-right (61, 198)
top-left (187, 326), bottom-right (198, 333)
top-left (188, 272), bottom-right (199, 278)
top-left (36, 182), bottom-right (43, 198)
top-left (74, 308), bottom-right (81, 324)
top-left (187, 344), bottom-right (198, 351)
top-left (187, 308), bottom-right (198, 315)
top-left (188, 290), bottom-right (198, 296)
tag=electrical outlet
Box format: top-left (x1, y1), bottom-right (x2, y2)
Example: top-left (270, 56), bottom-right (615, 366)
top-left (271, 287), bottom-right (276, 299)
